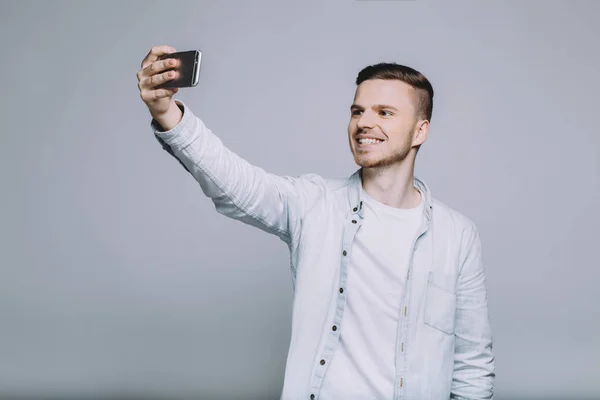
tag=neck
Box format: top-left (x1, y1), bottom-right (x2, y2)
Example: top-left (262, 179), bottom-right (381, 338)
top-left (360, 159), bottom-right (421, 209)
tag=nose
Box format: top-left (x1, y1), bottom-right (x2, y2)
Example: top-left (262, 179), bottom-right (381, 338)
top-left (357, 110), bottom-right (376, 130)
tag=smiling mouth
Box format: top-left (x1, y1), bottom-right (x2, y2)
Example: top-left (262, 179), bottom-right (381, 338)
top-left (356, 138), bottom-right (384, 145)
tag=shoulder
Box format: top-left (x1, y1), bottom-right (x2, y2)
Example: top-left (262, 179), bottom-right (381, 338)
top-left (285, 172), bottom-right (340, 209)
top-left (290, 172), bottom-right (353, 195)
top-left (287, 172), bottom-right (354, 214)
top-left (431, 197), bottom-right (481, 247)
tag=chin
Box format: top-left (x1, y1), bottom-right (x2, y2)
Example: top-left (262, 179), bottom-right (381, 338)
top-left (353, 150), bottom-right (411, 169)
top-left (353, 154), bottom-right (385, 168)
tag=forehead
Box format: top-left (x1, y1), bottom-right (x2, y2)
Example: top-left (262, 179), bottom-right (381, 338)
top-left (353, 79), bottom-right (416, 111)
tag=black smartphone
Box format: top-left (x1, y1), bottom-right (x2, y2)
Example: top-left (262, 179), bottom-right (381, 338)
top-left (155, 50), bottom-right (202, 89)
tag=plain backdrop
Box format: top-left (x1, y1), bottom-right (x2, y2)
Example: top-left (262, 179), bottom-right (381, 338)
top-left (1, 0), bottom-right (599, 399)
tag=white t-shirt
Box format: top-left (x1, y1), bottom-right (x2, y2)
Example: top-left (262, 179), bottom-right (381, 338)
top-left (320, 188), bottom-right (424, 399)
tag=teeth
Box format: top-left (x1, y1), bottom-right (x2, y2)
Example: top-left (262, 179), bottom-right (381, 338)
top-left (358, 138), bottom-right (382, 144)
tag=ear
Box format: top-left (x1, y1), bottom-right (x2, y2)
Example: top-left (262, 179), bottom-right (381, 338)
top-left (412, 119), bottom-right (429, 147)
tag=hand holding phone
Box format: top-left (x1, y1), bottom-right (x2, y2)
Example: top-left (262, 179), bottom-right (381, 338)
top-left (155, 50), bottom-right (202, 89)
top-left (137, 46), bottom-right (201, 130)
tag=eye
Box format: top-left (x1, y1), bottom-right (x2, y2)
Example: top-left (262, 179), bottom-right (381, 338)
top-left (380, 110), bottom-right (393, 117)
top-left (351, 110), bottom-right (362, 116)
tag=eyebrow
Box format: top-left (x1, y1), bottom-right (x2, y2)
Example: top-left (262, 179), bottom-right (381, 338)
top-left (350, 104), bottom-right (399, 111)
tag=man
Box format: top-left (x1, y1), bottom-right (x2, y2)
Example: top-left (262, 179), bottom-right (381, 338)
top-left (136, 45), bottom-right (495, 399)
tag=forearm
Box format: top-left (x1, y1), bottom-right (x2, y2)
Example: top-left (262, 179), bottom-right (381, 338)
top-left (151, 100), bottom-right (318, 242)
top-left (451, 225), bottom-right (495, 399)
top-left (451, 297), bottom-right (495, 399)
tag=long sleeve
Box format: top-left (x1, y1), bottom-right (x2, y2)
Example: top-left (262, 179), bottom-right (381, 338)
top-left (151, 100), bottom-right (322, 246)
top-left (450, 224), bottom-right (495, 399)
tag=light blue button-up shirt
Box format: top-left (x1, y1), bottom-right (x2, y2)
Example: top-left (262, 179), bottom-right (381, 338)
top-left (152, 101), bottom-right (495, 399)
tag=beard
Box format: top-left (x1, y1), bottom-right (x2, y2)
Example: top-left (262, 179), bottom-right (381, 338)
top-left (352, 143), bottom-right (412, 168)
top-left (349, 121), bottom-right (418, 169)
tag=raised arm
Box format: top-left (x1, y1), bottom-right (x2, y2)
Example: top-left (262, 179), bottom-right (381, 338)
top-left (154, 101), bottom-right (322, 243)
top-left (137, 46), bottom-right (321, 245)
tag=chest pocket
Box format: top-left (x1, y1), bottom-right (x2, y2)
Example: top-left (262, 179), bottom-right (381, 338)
top-left (423, 271), bottom-right (456, 335)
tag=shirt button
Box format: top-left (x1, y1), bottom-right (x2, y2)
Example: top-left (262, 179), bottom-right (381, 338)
top-left (351, 220), bottom-right (357, 224)
top-left (332, 325), bottom-right (337, 331)
top-left (342, 250), bottom-right (347, 256)
top-left (320, 359), bottom-right (326, 365)
top-left (353, 207), bottom-right (358, 212)
top-left (310, 395), bottom-right (315, 400)
top-left (339, 288), bottom-right (344, 293)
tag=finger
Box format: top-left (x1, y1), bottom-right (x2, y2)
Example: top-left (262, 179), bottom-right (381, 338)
top-left (139, 58), bottom-right (179, 79)
top-left (139, 70), bottom-right (178, 90)
top-left (150, 70), bottom-right (179, 89)
top-left (141, 88), bottom-right (177, 102)
top-left (140, 45), bottom-right (177, 69)
top-left (141, 45), bottom-right (177, 68)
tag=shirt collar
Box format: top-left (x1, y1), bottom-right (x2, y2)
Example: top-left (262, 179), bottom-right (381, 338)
top-left (348, 168), bottom-right (433, 222)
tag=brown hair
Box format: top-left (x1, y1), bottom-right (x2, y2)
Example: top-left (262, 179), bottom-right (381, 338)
top-left (356, 63), bottom-right (434, 122)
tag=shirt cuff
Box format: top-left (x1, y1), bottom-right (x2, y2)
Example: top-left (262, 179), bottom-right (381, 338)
top-left (151, 100), bottom-right (198, 150)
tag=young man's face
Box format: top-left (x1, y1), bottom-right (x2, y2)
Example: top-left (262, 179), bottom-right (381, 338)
top-left (348, 79), bottom-right (427, 169)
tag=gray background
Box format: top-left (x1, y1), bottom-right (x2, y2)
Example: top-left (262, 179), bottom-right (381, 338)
top-left (1, 0), bottom-right (599, 399)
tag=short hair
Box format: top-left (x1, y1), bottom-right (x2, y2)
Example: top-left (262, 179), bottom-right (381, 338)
top-left (355, 63), bottom-right (434, 122)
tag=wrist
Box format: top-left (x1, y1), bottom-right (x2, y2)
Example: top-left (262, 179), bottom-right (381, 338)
top-left (153, 101), bottom-right (183, 132)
